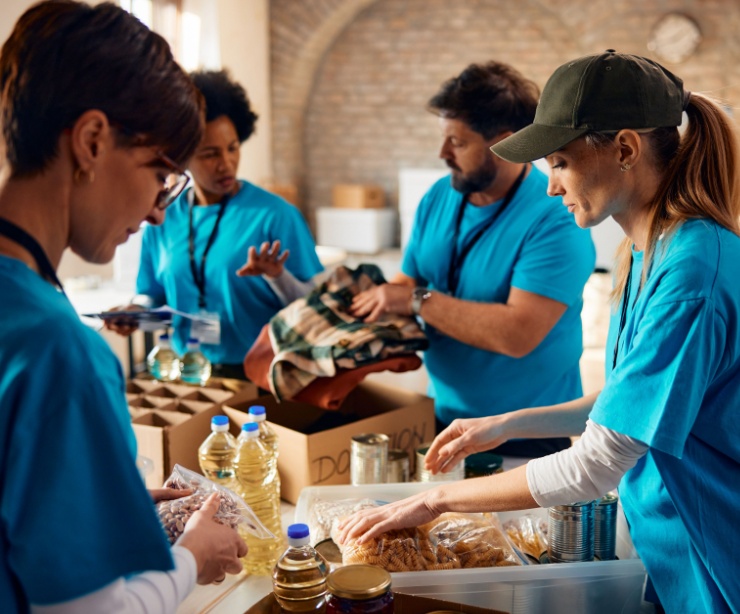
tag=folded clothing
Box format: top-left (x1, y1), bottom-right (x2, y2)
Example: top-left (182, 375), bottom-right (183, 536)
top-left (245, 264), bottom-right (428, 405)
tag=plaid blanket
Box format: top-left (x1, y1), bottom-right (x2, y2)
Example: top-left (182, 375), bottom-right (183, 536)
top-left (267, 264), bottom-right (429, 401)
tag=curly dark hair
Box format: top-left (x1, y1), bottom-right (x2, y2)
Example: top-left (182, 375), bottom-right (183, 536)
top-left (190, 69), bottom-right (258, 143)
top-left (428, 61), bottom-right (539, 139)
top-left (0, 0), bottom-right (203, 178)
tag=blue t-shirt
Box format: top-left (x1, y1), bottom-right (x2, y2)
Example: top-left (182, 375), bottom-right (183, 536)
top-left (136, 181), bottom-right (323, 364)
top-left (592, 219), bottom-right (740, 613)
top-left (402, 169), bottom-right (595, 423)
top-left (0, 257), bottom-right (173, 611)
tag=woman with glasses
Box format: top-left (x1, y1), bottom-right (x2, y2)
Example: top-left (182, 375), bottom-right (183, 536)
top-left (108, 70), bottom-right (323, 379)
top-left (338, 50), bottom-right (740, 613)
top-left (0, 2), bottom-right (247, 612)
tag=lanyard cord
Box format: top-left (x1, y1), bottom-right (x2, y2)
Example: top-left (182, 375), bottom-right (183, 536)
top-left (447, 164), bottom-right (528, 295)
top-left (612, 256), bottom-right (641, 370)
top-left (0, 217), bottom-right (67, 296)
top-left (188, 193), bottom-right (232, 309)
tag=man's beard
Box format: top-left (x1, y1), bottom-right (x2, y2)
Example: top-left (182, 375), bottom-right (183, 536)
top-left (449, 159), bottom-right (498, 194)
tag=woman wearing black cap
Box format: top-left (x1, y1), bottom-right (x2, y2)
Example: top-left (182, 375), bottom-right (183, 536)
top-left (338, 50), bottom-right (739, 613)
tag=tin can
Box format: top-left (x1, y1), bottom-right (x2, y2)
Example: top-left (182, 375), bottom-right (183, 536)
top-left (415, 443), bottom-right (465, 482)
top-left (547, 500), bottom-right (595, 563)
top-left (350, 433), bottom-right (388, 485)
top-left (594, 493), bottom-right (619, 560)
top-left (385, 448), bottom-right (410, 483)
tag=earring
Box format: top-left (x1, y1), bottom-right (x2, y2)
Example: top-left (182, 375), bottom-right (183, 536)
top-left (74, 168), bottom-right (95, 184)
top-left (620, 163), bottom-right (631, 172)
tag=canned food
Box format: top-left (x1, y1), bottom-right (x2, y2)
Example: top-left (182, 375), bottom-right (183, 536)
top-left (594, 493), bottom-right (619, 560)
top-left (415, 443), bottom-right (464, 482)
top-left (326, 564), bottom-right (393, 614)
top-left (350, 433), bottom-right (389, 485)
top-left (547, 500), bottom-right (595, 563)
top-left (386, 449), bottom-right (410, 483)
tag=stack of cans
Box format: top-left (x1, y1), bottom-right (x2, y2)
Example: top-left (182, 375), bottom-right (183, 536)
top-left (350, 433), bottom-right (389, 485)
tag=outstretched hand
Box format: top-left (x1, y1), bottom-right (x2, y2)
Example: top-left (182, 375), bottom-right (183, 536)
top-left (424, 416), bottom-right (511, 475)
top-left (237, 240), bottom-right (289, 278)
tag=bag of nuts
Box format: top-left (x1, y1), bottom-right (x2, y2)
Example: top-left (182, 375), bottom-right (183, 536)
top-left (157, 464), bottom-right (273, 545)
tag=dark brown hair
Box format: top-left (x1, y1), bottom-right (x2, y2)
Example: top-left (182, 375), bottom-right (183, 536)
top-left (190, 69), bottom-right (258, 143)
top-left (0, 0), bottom-right (204, 178)
top-left (428, 61), bottom-right (539, 139)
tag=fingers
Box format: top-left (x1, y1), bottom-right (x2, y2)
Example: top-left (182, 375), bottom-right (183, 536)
top-left (149, 487), bottom-right (193, 503)
top-left (196, 493), bottom-right (221, 520)
top-left (212, 575), bottom-right (225, 585)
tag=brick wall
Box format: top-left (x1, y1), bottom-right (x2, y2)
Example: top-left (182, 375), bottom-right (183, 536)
top-left (270, 0), bottom-right (740, 228)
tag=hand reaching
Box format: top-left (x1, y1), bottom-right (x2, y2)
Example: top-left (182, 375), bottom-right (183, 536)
top-left (102, 304), bottom-right (144, 336)
top-left (236, 240), bottom-right (289, 278)
top-left (424, 416), bottom-right (511, 475)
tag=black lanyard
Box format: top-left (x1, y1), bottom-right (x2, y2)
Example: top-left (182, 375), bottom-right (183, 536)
top-left (447, 165), bottom-right (528, 295)
top-left (612, 256), bottom-right (641, 369)
top-left (0, 217), bottom-right (66, 296)
top-left (188, 193), bottom-right (231, 309)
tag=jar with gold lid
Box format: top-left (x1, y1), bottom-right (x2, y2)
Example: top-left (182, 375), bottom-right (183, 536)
top-left (326, 564), bottom-right (393, 614)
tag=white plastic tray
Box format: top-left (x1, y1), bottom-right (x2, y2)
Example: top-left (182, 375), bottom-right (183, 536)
top-left (295, 482), bottom-right (647, 614)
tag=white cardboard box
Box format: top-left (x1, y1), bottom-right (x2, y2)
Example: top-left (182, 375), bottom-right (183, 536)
top-left (316, 207), bottom-right (396, 254)
top-left (295, 482), bottom-right (647, 614)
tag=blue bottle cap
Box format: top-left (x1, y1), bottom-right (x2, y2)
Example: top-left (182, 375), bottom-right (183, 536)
top-left (287, 523), bottom-right (310, 539)
top-left (211, 415), bottom-right (229, 427)
top-left (249, 405), bottom-right (266, 416)
top-left (242, 422), bottom-right (259, 432)
top-left (158, 333), bottom-right (170, 341)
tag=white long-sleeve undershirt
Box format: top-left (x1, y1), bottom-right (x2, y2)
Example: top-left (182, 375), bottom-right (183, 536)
top-left (30, 545), bottom-right (197, 614)
top-left (526, 419), bottom-right (649, 507)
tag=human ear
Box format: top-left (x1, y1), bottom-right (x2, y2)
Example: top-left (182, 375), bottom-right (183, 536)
top-left (69, 109), bottom-right (111, 172)
top-left (614, 129), bottom-right (642, 169)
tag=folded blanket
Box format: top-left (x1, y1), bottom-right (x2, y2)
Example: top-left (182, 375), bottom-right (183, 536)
top-left (264, 264), bottom-right (428, 401)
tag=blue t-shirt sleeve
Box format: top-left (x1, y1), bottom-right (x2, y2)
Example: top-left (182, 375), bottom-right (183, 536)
top-left (591, 297), bottom-right (723, 458)
top-left (401, 191), bottom-right (431, 284)
top-left (135, 224), bottom-right (167, 305)
top-left (511, 211), bottom-right (595, 306)
top-left (276, 204), bottom-right (323, 282)
top-left (4, 331), bottom-right (173, 604)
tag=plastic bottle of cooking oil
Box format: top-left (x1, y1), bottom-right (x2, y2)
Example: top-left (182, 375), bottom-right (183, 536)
top-left (236, 422), bottom-right (284, 575)
top-left (248, 405), bottom-right (281, 502)
top-left (272, 523), bottom-right (328, 612)
top-left (197, 415), bottom-right (237, 486)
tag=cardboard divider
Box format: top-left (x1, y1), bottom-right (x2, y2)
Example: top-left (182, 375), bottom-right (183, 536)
top-left (128, 407), bottom-right (153, 421)
top-left (224, 381), bottom-right (435, 504)
top-left (167, 399), bottom-right (216, 415)
top-left (178, 387), bottom-right (236, 405)
top-left (135, 396), bottom-right (179, 411)
top-left (126, 380), bottom-right (164, 395)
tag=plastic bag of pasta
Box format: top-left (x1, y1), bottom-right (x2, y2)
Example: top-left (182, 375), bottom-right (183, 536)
top-left (306, 496), bottom-right (382, 546)
top-left (503, 513), bottom-right (549, 563)
top-left (156, 464), bottom-right (273, 544)
top-left (336, 511), bottom-right (522, 572)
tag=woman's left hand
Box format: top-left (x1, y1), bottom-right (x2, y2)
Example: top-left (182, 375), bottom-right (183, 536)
top-left (149, 488), bottom-right (193, 504)
top-left (335, 489), bottom-right (443, 544)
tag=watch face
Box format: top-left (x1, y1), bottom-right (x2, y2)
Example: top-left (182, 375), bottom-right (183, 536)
top-left (648, 12), bottom-right (702, 64)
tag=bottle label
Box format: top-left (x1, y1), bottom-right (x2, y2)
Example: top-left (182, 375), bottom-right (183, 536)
top-left (191, 311), bottom-right (221, 345)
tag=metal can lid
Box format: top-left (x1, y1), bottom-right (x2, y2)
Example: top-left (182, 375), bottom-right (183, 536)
top-left (352, 433), bottom-right (389, 446)
top-left (387, 449), bottom-right (409, 463)
top-left (597, 493), bottom-right (619, 506)
top-left (327, 564), bottom-right (391, 600)
top-left (464, 451), bottom-right (503, 478)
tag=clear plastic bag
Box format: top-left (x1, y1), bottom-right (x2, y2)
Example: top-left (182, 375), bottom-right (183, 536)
top-left (503, 513), bottom-right (549, 562)
top-left (307, 496), bottom-right (381, 546)
top-left (156, 464), bottom-right (274, 544)
top-left (337, 511), bottom-right (522, 572)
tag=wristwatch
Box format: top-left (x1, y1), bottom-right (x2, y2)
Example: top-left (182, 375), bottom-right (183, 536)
top-left (411, 286), bottom-right (432, 316)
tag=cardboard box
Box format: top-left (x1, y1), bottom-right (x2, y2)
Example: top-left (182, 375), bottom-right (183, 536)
top-left (128, 379), bottom-right (260, 487)
top-left (261, 180), bottom-right (299, 206)
top-left (245, 591), bottom-right (505, 614)
top-left (223, 381), bottom-right (435, 504)
top-left (332, 183), bottom-right (385, 209)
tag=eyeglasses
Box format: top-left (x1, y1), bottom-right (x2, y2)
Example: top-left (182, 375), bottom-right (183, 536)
top-left (155, 151), bottom-right (190, 210)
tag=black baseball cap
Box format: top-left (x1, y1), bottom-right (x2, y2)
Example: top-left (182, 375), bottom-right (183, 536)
top-left (491, 50), bottom-right (687, 163)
